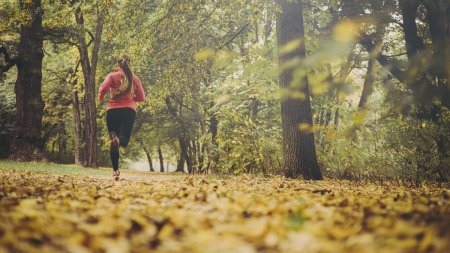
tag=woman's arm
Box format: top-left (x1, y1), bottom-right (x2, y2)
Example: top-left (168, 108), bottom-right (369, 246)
top-left (98, 74), bottom-right (113, 101)
top-left (134, 77), bottom-right (145, 102)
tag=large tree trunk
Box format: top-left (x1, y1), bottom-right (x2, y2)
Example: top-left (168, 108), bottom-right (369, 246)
top-left (9, 0), bottom-right (45, 161)
top-left (276, 0), bottom-right (322, 180)
top-left (423, 0), bottom-right (449, 81)
top-left (74, 5), bottom-right (103, 167)
top-left (399, 0), bottom-right (425, 59)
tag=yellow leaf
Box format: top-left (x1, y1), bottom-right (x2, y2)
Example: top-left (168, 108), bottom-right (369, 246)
top-left (279, 39), bottom-right (302, 55)
top-left (333, 20), bottom-right (360, 43)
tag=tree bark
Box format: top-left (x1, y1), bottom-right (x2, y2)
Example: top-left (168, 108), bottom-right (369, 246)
top-left (158, 146), bottom-right (164, 172)
top-left (358, 57), bottom-right (376, 108)
top-left (74, 4), bottom-right (103, 167)
top-left (358, 27), bottom-right (384, 109)
top-left (399, 0), bottom-right (425, 59)
top-left (276, 0), bottom-right (322, 180)
top-left (9, 0), bottom-right (45, 161)
top-left (177, 137), bottom-right (191, 173)
top-left (423, 0), bottom-right (449, 80)
top-left (71, 78), bottom-right (84, 164)
top-left (145, 147), bottom-right (154, 172)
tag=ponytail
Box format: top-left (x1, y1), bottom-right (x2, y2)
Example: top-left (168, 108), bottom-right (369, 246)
top-left (113, 55), bottom-right (134, 99)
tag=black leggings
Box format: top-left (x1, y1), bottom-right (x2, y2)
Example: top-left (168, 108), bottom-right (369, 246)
top-left (106, 108), bottom-right (136, 170)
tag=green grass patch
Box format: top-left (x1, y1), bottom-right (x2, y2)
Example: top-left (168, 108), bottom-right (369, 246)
top-left (0, 160), bottom-right (112, 176)
top-left (0, 160), bottom-right (186, 178)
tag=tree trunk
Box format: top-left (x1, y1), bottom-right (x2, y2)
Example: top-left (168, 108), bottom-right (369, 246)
top-left (74, 4), bottom-right (103, 167)
top-left (276, 0), bottom-right (322, 180)
top-left (71, 80), bottom-right (84, 164)
top-left (9, 0), bottom-right (45, 161)
top-left (423, 0), bottom-right (449, 80)
top-left (176, 154), bottom-right (185, 173)
top-left (209, 113), bottom-right (219, 172)
top-left (358, 57), bottom-right (376, 108)
top-left (357, 24), bottom-right (384, 109)
top-left (399, 0), bottom-right (425, 58)
top-left (177, 137), bottom-right (191, 173)
top-left (158, 146), bottom-right (164, 172)
top-left (145, 147), bottom-right (154, 172)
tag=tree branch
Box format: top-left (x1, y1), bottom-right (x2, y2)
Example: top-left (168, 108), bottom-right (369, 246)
top-left (0, 45), bottom-right (18, 73)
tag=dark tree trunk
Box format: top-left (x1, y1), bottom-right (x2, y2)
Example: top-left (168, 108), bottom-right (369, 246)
top-left (145, 147), bottom-right (154, 172)
top-left (395, 0), bottom-right (450, 108)
top-left (333, 108), bottom-right (340, 127)
top-left (399, 0), bottom-right (425, 59)
top-left (74, 4), bottom-right (103, 167)
top-left (276, 0), bottom-right (322, 180)
top-left (158, 146), bottom-right (164, 172)
top-left (176, 154), bottom-right (185, 173)
top-left (249, 98), bottom-right (259, 121)
top-left (177, 137), bottom-right (191, 173)
top-left (423, 0), bottom-right (449, 80)
top-left (325, 109), bottom-right (332, 126)
top-left (9, 0), bottom-right (45, 161)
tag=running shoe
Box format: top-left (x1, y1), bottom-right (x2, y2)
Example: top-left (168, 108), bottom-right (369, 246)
top-left (113, 170), bottom-right (120, 181)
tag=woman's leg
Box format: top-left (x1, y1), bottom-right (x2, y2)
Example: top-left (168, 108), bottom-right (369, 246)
top-left (118, 108), bottom-right (136, 147)
top-left (106, 109), bottom-right (121, 171)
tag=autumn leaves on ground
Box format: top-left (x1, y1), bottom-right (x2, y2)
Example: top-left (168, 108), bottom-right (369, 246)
top-left (0, 163), bottom-right (448, 253)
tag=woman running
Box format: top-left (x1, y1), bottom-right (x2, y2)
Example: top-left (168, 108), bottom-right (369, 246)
top-left (98, 55), bottom-right (145, 180)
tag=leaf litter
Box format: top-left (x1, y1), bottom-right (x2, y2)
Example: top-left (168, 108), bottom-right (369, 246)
top-left (0, 169), bottom-right (449, 253)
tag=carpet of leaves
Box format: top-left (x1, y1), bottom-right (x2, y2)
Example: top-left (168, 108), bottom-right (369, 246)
top-left (0, 169), bottom-right (449, 253)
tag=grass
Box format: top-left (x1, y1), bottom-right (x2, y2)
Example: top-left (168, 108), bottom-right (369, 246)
top-left (0, 160), bottom-right (112, 176)
top-left (0, 160), bottom-right (186, 178)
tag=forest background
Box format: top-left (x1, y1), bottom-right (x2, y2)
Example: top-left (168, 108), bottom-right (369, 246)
top-left (0, 0), bottom-right (449, 184)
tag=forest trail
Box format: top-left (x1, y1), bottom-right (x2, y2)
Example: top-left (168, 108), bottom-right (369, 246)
top-left (0, 168), bottom-right (449, 253)
top-left (99, 172), bottom-right (187, 183)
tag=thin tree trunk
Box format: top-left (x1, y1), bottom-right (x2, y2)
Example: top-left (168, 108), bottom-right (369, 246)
top-left (74, 4), bottom-right (103, 167)
top-left (264, 6), bottom-right (273, 46)
top-left (9, 0), bottom-right (45, 161)
top-left (276, 0), bottom-right (322, 180)
top-left (358, 57), bottom-right (376, 108)
top-left (333, 108), bottom-right (340, 127)
top-left (357, 24), bottom-right (385, 109)
top-left (71, 80), bottom-right (84, 164)
top-left (158, 146), bottom-right (164, 172)
top-left (145, 148), bottom-right (154, 172)
top-left (177, 137), bottom-right (191, 173)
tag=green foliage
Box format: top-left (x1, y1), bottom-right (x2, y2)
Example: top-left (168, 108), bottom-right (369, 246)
top-left (316, 104), bottom-right (450, 184)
